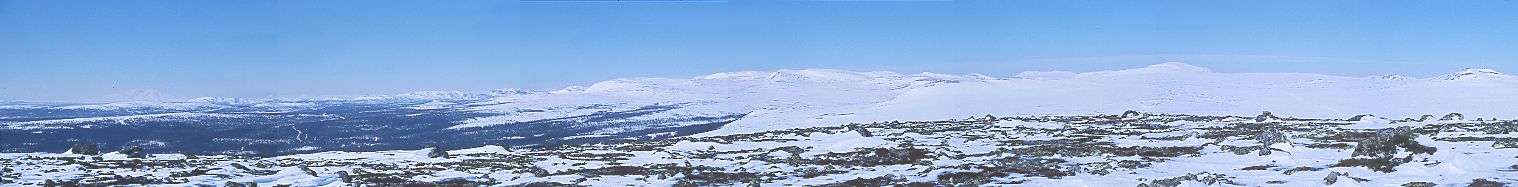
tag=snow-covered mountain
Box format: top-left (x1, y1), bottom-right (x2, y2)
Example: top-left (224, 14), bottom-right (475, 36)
top-left (712, 62), bottom-right (1518, 135)
top-left (4, 62), bottom-right (1518, 155)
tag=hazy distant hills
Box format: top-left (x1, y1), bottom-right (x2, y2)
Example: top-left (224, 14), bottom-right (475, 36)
top-left (4, 62), bottom-right (1517, 155)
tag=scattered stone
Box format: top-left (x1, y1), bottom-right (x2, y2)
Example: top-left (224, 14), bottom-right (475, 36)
top-left (1145, 172), bottom-right (1234, 187)
top-left (224, 181), bottom-right (258, 187)
top-left (1333, 128), bottom-right (1438, 172)
top-left (7, 113), bottom-right (1518, 186)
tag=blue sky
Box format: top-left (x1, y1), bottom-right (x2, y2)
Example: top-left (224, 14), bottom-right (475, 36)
top-left (2, 0), bottom-right (1516, 101)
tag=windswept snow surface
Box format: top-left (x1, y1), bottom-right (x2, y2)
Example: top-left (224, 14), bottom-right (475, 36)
top-left (8, 114), bottom-right (1518, 186)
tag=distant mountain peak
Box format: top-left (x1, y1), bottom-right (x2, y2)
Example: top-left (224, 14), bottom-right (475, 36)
top-left (693, 69), bottom-right (900, 82)
top-left (1441, 68), bottom-right (1513, 81)
top-left (767, 69), bottom-right (894, 82)
top-left (1142, 62), bottom-right (1212, 73)
top-left (1377, 74), bottom-right (1411, 80)
top-left (88, 89), bottom-right (183, 103)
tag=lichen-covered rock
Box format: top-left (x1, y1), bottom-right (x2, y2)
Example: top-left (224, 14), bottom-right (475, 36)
top-left (1469, 178), bottom-right (1505, 187)
top-left (1351, 129), bottom-right (1436, 158)
top-left (1402, 181), bottom-right (1436, 187)
top-left (1334, 128), bottom-right (1438, 172)
top-left (1493, 139), bottom-right (1518, 149)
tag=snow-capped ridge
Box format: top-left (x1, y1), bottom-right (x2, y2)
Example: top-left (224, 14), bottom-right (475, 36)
top-left (489, 88), bottom-right (543, 96)
top-left (1012, 62), bottom-right (1212, 80)
top-left (1013, 71), bottom-right (1079, 80)
top-left (1143, 62), bottom-right (1212, 73)
top-left (1440, 68), bottom-right (1513, 81)
top-left (1080, 62), bottom-right (1212, 77)
top-left (694, 69), bottom-right (911, 82)
top-left (766, 69), bottom-right (897, 82)
top-left (1376, 74), bottom-right (1412, 80)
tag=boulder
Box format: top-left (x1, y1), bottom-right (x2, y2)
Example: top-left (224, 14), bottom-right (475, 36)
top-left (1121, 110), bottom-right (1144, 119)
top-left (1323, 171), bottom-right (1346, 185)
top-left (851, 126), bottom-right (873, 137)
top-left (1440, 113), bottom-right (1465, 121)
top-left (299, 165), bottom-right (318, 177)
top-left (118, 147), bottom-right (146, 159)
top-left (1469, 178), bottom-right (1505, 187)
top-left (1256, 128), bottom-right (1289, 156)
top-left (1255, 111), bottom-right (1276, 122)
top-left (426, 144), bottom-right (451, 159)
top-left (337, 171), bottom-right (352, 183)
top-left (69, 143), bottom-right (99, 155)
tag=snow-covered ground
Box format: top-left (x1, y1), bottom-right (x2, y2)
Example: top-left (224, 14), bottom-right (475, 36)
top-left (6, 113), bottom-right (1517, 186)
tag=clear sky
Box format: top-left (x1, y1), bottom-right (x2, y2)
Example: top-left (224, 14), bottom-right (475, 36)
top-left (2, 0), bottom-right (1516, 101)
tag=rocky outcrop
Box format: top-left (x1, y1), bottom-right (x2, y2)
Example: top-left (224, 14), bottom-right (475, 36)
top-left (1334, 129), bottom-right (1438, 172)
top-left (1256, 128), bottom-right (1290, 156)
